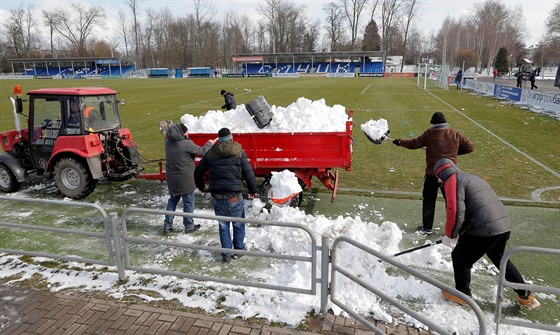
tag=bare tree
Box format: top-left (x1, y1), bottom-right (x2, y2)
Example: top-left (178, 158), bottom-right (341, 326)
top-left (380, 0), bottom-right (405, 55)
top-left (541, 1), bottom-right (560, 64)
top-left (400, 0), bottom-right (420, 71)
top-left (116, 10), bottom-right (130, 59)
top-left (127, 0), bottom-right (141, 68)
top-left (42, 10), bottom-right (59, 57)
top-left (50, 2), bottom-right (106, 56)
top-left (339, 0), bottom-right (369, 49)
top-left (257, 0), bottom-right (305, 53)
top-left (323, 2), bottom-right (346, 51)
top-left (191, 0), bottom-right (217, 65)
top-left (2, 4), bottom-right (39, 58)
top-left (471, 0), bottom-right (510, 73)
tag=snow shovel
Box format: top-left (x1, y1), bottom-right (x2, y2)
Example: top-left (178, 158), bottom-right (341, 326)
top-left (245, 95), bottom-right (273, 129)
top-left (364, 129), bottom-right (393, 145)
top-left (392, 239), bottom-right (442, 258)
top-left (255, 192), bottom-right (302, 205)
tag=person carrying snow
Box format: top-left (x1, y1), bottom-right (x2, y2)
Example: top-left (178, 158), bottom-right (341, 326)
top-left (392, 112), bottom-right (474, 235)
top-left (433, 158), bottom-right (540, 310)
top-left (220, 89), bottom-right (237, 110)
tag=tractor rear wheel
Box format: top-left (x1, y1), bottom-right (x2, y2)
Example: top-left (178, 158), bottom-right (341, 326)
top-left (0, 163), bottom-right (20, 193)
top-left (53, 157), bottom-right (96, 199)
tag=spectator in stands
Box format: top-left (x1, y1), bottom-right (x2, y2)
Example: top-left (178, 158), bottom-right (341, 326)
top-left (221, 90), bottom-right (237, 110)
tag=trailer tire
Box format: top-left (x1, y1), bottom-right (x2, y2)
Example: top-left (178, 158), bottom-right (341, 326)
top-left (53, 157), bottom-right (97, 199)
top-left (260, 179), bottom-right (303, 209)
top-left (0, 163), bottom-right (20, 193)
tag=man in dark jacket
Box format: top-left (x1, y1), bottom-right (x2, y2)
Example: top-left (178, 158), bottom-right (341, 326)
top-left (434, 158), bottom-right (540, 310)
top-left (393, 112), bottom-right (474, 235)
top-left (220, 89), bottom-right (237, 110)
top-left (163, 123), bottom-right (214, 234)
top-left (194, 128), bottom-right (258, 263)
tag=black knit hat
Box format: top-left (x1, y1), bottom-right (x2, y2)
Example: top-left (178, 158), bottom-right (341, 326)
top-left (430, 112), bottom-right (447, 124)
top-left (218, 127), bottom-right (232, 142)
top-left (220, 90), bottom-right (227, 95)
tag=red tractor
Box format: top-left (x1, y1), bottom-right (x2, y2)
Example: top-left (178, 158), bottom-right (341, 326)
top-left (0, 85), bottom-right (143, 199)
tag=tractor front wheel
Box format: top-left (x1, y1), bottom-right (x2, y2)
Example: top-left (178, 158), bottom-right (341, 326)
top-left (0, 163), bottom-right (20, 193)
top-left (53, 158), bottom-right (97, 199)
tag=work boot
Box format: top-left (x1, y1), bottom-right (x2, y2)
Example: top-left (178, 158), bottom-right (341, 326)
top-left (222, 255), bottom-right (231, 263)
top-left (233, 246), bottom-right (247, 259)
top-left (518, 294), bottom-right (540, 310)
top-left (163, 224), bottom-right (176, 234)
top-left (441, 290), bottom-right (471, 307)
top-left (184, 224), bottom-right (201, 234)
top-left (416, 226), bottom-right (433, 235)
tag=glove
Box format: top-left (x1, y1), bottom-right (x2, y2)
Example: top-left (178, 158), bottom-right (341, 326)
top-left (392, 138), bottom-right (401, 146)
top-left (442, 235), bottom-right (456, 249)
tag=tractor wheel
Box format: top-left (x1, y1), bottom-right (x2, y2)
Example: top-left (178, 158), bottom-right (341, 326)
top-left (53, 157), bottom-right (97, 199)
top-left (0, 163), bottom-right (20, 193)
top-left (260, 179), bottom-right (304, 209)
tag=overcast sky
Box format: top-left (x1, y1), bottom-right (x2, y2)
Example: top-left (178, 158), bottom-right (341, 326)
top-left (1, 0), bottom-right (557, 48)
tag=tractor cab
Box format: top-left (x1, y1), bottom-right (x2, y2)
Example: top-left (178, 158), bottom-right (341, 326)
top-left (0, 85), bottom-right (141, 199)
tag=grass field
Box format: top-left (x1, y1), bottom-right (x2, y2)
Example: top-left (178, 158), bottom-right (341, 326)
top-left (1, 77), bottom-right (559, 330)
top-left (1, 77), bottom-right (559, 202)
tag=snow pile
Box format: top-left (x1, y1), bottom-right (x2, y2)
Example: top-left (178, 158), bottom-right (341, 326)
top-left (0, 192), bottom-right (554, 335)
top-left (361, 118), bottom-right (389, 141)
top-left (269, 170), bottom-right (303, 199)
top-left (181, 97), bottom-right (348, 133)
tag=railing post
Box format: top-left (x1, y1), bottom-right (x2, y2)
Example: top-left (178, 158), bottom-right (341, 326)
top-left (320, 234), bottom-right (330, 313)
top-left (110, 212), bottom-right (126, 282)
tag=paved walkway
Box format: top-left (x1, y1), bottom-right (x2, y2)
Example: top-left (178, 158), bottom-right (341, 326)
top-left (0, 284), bottom-right (431, 335)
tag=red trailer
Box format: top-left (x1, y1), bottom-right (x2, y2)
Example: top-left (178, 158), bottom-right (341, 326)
top-left (139, 114), bottom-right (353, 207)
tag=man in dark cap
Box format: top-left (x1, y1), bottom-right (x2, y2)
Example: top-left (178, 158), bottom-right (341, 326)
top-left (163, 123), bottom-right (215, 234)
top-left (220, 89), bottom-right (237, 110)
top-left (194, 128), bottom-right (258, 263)
top-left (434, 158), bottom-right (540, 310)
top-left (392, 112), bottom-right (474, 235)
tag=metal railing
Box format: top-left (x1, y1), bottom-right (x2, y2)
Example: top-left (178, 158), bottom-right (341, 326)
top-left (3, 196), bottom-right (558, 335)
top-left (120, 207), bottom-right (318, 295)
top-left (327, 236), bottom-right (488, 335)
top-left (494, 246), bottom-right (560, 334)
top-left (0, 196), bottom-right (115, 267)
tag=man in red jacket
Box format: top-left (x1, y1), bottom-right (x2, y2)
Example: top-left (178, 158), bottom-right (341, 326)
top-left (434, 158), bottom-right (540, 310)
top-left (392, 112), bottom-right (474, 235)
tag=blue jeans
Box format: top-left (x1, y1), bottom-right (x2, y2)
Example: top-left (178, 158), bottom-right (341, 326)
top-left (212, 195), bottom-right (245, 257)
top-left (164, 191), bottom-right (195, 230)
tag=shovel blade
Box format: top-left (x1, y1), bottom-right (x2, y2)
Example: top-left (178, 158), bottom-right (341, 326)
top-left (246, 96), bottom-right (273, 128)
top-left (364, 129), bottom-right (391, 145)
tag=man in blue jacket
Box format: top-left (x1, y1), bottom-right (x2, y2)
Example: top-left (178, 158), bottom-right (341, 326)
top-left (434, 158), bottom-right (540, 310)
top-left (163, 123), bottom-right (214, 234)
top-left (194, 128), bottom-right (258, 263)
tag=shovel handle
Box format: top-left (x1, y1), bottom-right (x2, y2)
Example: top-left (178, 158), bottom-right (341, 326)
top-left (392, 239), bottom-right (442, 257)
top-left (231, 114), bottom-right (256, 131)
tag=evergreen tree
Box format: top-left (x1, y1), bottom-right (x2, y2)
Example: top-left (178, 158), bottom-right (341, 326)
top-left (362, 20), bottom-right (381, 51)
top-left (495, 47), bottom-right (509, 75)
